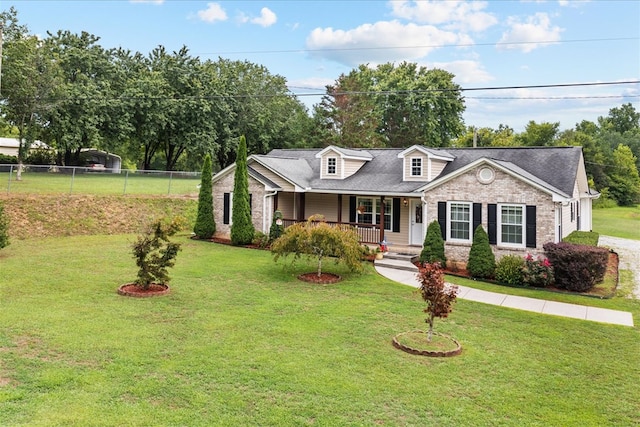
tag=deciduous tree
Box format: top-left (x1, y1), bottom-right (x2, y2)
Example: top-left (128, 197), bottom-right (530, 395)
top-left (417, 262), bottom-right (458, 342)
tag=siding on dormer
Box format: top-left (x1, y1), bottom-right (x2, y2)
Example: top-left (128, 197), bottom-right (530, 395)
top-left (320, 150), bottom-right (342, 179)
top-left (403, 149), bottom-right (428, 181)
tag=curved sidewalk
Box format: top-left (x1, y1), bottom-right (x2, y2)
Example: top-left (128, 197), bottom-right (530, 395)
top-left (374, 259), bottom-right (634, 327)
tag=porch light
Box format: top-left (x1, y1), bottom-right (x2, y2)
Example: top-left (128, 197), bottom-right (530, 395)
top-left (403, 198), bottom-right (408, 207)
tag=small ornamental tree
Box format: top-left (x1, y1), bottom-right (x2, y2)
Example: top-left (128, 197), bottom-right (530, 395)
top-left (193, 154), bottom-right (216, 239)
top-left (417, 263), bottom-right (458, 342)
top-left (467, 225), bottom-right (495, 279)
top-left (132, 217), bottom-right (183, 290)
top-left (231, 135), bottom-right (255, 245)
top-left (0, 201), bottom-right (9, 250)
top-left (419, 220), bottom-right (446, 265)
top-left (271, 215), bottom-right (363, 277)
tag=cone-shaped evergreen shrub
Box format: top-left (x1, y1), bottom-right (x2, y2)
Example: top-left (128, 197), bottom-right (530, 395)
top-left (467, 225), bottom-right (495, 279)
top-left (419, 220), bottom-right (446, 265)
top-left (231, 135), bottom-right (255, 245)
top-left (269, 210), bottom-right (284, 242)
top-left (193, 154), bottom-right (216, 239)
top-left (0, 201), bottom-right (9, 249)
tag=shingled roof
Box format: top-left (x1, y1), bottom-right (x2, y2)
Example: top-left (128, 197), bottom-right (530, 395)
top-left (254, 146), bottom-right (583, 197)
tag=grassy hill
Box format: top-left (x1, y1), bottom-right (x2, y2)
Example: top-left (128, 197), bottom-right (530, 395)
top-left (0, 194), bottom-right (197, 240)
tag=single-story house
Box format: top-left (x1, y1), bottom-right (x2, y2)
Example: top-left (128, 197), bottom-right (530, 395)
top-left (0, 137), bottom-right (50, 157)
top-left (211, 145), bottom-right (598, 263)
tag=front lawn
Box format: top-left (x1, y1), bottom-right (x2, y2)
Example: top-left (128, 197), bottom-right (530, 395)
top-left (1, 235), bottom-right (639, 426)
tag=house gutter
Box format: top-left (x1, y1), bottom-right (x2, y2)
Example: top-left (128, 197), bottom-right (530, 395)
top-left (263, 190), bottom-right (278, 233)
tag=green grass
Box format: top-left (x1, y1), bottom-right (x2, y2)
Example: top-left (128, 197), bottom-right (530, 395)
top-left (592, 205), bottom-right (640, 240)
top-left (0, 171), bottom-right (200, 196)
top-left (1, 235), bottom-right (640, 426)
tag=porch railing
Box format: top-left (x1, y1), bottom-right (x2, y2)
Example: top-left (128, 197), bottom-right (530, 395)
top-left (281, 218), bottom-right (382, 244)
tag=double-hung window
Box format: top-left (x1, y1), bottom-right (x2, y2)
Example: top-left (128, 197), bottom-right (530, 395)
top-left (327, 157), bottom-right (337, 175)
top-left (357, 198), bottom-right (392, 231)
top-left (411, 158), bottom-right (422, 177)
top-left (499, 204), bottom-right (524, 246)
top-left (448, 202), bottom-right (471, 242)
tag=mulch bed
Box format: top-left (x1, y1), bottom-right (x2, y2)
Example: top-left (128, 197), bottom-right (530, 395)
top-left (117, 283), bottom-right (170, 297)
top-left (297, 272), bottom-right (342, 284)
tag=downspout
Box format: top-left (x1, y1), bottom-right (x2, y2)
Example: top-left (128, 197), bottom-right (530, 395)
top-left (263, 190), bottom-right (278, 233)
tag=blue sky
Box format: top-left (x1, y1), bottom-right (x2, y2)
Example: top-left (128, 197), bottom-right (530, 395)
top-left (5, 0), bottom-right (640, 132)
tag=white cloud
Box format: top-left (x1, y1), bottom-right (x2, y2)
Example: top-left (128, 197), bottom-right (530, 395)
top-left (251, 7), bottom-right (277, 27)
top-left (389, 0), bottom-right (498, 32)
top-left (306, 20), bottom-right (466, 67)
top-left (498, 13), bottom-right (563, 52)
top-left (197, 3), bottom-right (228, 23)
top-left (431, 60), bottom-right (494, 84)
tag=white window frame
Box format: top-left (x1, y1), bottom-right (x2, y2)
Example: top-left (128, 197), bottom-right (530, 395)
top-left (498, 203), bottom-right (525, 248)
top-left (327, 157), bottom-right (337, 175)
top-left (447, 201), bottom-right (472, 243)
top-left (357, 197), bottom-right (392, 231)
top-left (410, 157), bottom-right (422, 177)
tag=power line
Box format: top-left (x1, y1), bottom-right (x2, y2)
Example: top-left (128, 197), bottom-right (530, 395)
top-left (195, 36), bottom-right (639, 56)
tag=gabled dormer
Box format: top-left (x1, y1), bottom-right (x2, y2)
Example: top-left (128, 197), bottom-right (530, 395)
top-left (315, 146), bottom-right (373, 179)
top-left (397, 145), bottom-right (454, 181)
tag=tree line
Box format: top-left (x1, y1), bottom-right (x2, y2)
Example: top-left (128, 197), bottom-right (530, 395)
top-left (1, 7), bottom-right (638, 205)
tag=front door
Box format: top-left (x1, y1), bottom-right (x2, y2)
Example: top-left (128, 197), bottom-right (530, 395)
top-left (410, 199), bottom-right (424, 245)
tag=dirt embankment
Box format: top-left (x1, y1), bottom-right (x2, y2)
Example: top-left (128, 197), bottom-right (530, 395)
top-left (0, 194), bottom-right (197, 240)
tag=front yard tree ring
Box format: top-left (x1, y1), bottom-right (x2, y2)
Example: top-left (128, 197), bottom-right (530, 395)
top-left (297, 272), bottom-right (342, 284)
top-left (117, 283), bottom-right (170, 297)
top-left (392, 331), bottom-right (462, 357)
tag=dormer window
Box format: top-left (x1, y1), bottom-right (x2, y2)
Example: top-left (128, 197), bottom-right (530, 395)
top-left (411, 158), bottom-right (422, 177)
top-left (327, 157), bottom-right (337, 175)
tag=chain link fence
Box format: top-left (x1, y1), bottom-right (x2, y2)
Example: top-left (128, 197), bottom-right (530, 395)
top-left (1, 164), bottom-right (202, 196)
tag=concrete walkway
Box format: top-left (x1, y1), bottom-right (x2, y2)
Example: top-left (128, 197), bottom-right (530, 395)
top-left (599, 235), bottom-right (640, 299)
top-left (374, 255), bottom-right (635, 327)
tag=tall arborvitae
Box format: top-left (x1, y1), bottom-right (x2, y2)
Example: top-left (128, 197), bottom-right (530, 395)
top-left (193, 154), bottom-right (216, 239)
top-left (230, 135), bottom-right (255, 245)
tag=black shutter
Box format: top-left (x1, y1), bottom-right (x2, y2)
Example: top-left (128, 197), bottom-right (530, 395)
top-left (392, 198), bottom-right (401, 232)
top-left (437, 202), bottom-right (447, 240)
top-left (488, 204), bottom-right (497, 245)
top-left (473, 203), bottom-right (482, 234)
top-left (223, 193), bottom-right (230, 225)
top-left (249, 194), bottom-right (252, 210)
top-left (349, 196), bottom-right (357, 223)
top-left (526, 205), bottom-right (536, 248)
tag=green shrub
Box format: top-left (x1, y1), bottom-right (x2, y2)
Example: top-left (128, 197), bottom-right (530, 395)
top-left (495, 255), bottom-right (524, 286)
top-left (0, 201), bottom-right (9, 250)
top-left (563, 231), bottom-right (599, 247)
top-left (25, 150), bottom-right (55, 165)
top-left (0, 154), bottom-right (18, 164)
top-left (467, 225), bottom-right (495, 279)
top-left (252, 231), bottom-right (270, 249)
top-left (193, 154), bottom-right (216, 239)
top-left (543, 242), bottom-right (608, 292)
top-left (593, 188), bottom-right (618, 209)
top-left (419, 220), bottom-right (446, 265)
top-left (132, 217), bottom-right (183, 290)
top-left (269, 210), bottom-right (284, 242)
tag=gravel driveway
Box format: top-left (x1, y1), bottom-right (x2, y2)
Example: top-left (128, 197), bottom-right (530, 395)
top-left (599, 235), bottom-right (640, 298)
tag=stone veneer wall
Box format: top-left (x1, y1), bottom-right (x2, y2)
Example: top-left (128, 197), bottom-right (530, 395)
top-left (424, 166), bottom-right (556, 266)
top-left (213, 170), bottom-right (267, 239)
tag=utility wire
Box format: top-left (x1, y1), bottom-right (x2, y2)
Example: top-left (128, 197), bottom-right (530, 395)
top-left (196, 37), bottom-right (639, 56)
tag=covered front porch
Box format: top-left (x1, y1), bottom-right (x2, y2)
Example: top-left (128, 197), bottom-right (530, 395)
top-left (268, 191), bottom-right (427, 248)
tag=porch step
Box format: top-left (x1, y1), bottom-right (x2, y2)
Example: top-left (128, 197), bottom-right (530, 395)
top-left (374, 254), bottom-right (419, 272)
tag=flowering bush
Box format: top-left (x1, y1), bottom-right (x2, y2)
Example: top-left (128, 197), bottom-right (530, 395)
top-left (522, 254), bottom-right (554, 287)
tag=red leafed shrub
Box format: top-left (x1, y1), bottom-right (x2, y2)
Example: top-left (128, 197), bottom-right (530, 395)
top-left (543, 242), bottom-right (609, 292)
top-left (417, 263), bottom-right (458, 341)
